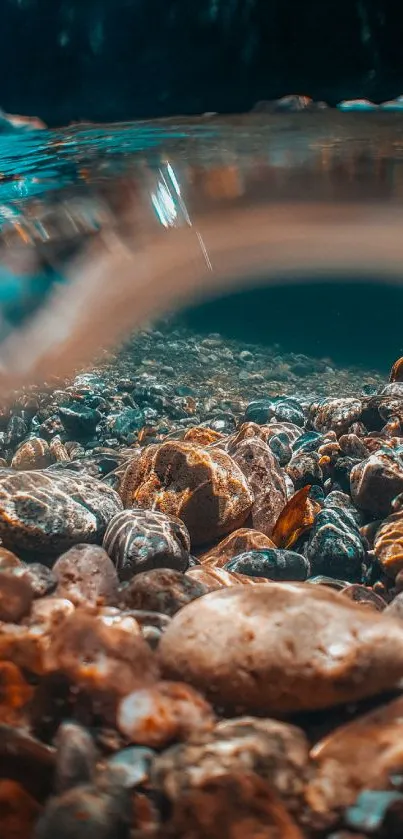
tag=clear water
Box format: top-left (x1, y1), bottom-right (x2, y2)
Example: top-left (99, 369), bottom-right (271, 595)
top-left (1, 112), bottom-right (403, 396)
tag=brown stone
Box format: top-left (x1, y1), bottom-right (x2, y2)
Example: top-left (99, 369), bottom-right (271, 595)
top-left (200, 528), bottom-right (275, 568)
top-left (120, 441), bottom-right (253, 546)
top-left (0, 571), bottom-right (33, 623)
top-left (45, 608), bottom-right (158, 697)
top-left (164, 772), bottom-right (303, 839)
top-left (350, 450), bottom-right (403, 516)
top-left (158, 583), bottom-right (403, 713)
top-left (231, 437), bottom-right (287, 537)
top-left (120, 567), bottom-right (209, 616)
top-left (117, 680), bottom-right (215, 748)
top-left (53, 544), bottom-right (119, 607)
top-left (152, 716), bottom-right (310, 817)
top-left (306, 695), bottom-right (403, 822)
top-left (0, 779), bottom-right (41, 839)
top-left (374, 511), bottom-right (403, 578)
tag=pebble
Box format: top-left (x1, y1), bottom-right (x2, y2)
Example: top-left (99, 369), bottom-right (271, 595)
top-left (200, 527), bottom-right (275, 567)
top-left (54, 721), bottom-right (96, 793)
top-left (103, 508), bottom-right (190, 581)
top-left (287, 450), bottom-right (324, 489)
top-left (374, 510), bottom-right (403, 579)
top-left (120, 441), bottom-right (253, 546)
top-left (306, 508), bottom-right (366, 582)
top-left (22, 563), bottom-right (57, 598)
top-left (106, 407), bottom-right (145, 442)
top-left (308, 398), bottom-right (363, 434)
top-left (152, 715), bottom-right (310, 815)
top-left (58, 405), bottom-right (101, 438)
top-left (117, 680), bottom-right (215, 747)
top-left (11, 438), bottom-right (52, 470)
top-left (53, 544), bottom-right (119, 606)
top-left (231, 437), bottom-right (287, 536)
top-left (0, 469), bottom-right (122, 554)
top-left (224, 548), bottom-right (309, 581)
top-left (158, 584), bottom-right (403, 712)
top-left (307, 695), bottom-right (403, 822)
top-left (0, 569), bottom-right (33, 622)
top-left (120, 567), bottom-right (209, 616)
top-left (34, 785), bottom-right (132, 839)
top-left (45, 608), bottom-right (158, 697)
top-left (350, 450), bottom-right (403, 515)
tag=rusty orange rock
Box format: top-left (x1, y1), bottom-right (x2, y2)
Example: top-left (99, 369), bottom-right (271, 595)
top-left (389, 356), bottom-right (403, 382)
top-left (183, 427), bottom-right (225, 446)
top-left (0, 661), bottom-right (33, 724)
top-left (374, 510), bottom-right (403, 578)
top-left (200, 528), bottom-right (275, 568)
top-left (272, 485), bottom-right (320, 549)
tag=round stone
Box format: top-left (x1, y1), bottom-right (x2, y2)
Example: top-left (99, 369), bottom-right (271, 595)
top-left (121, 567), bottom-right (209, 616)
top-left (53, 544), bottom-right (119, 606)
top-left (158, 584), bottom-right (403, 713)
top-left (103, 508), bottom-right (190, 581)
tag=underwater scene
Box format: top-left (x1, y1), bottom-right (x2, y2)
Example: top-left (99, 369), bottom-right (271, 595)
top-left (3, 100), bottom-right (403, 837)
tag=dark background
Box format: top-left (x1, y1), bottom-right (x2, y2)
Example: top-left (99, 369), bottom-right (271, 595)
top-left (2, 0), bottom-right (403, 125)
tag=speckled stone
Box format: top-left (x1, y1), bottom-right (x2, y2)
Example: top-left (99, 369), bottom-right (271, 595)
top-left (103, 508), bottom-right (190, 581)
top-left (231, 437), bottom-right (287, 537)
top-left (308, 398), bottom-right (363, 435)
top-left (120, 441), bottom-right (253, 546)
top-left (0, 469), bottom-right (122, 554)
top-left (306, 508), bottom-right (366, 582)
top-left (158, 583), bottom-right (403, 713)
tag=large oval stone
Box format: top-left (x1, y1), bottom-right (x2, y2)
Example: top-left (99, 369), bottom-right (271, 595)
top-left (158, 584), bottom-right (403, 713)
top-left (0, 469), bottom-right (122, 554)
top-left (120, 441), bottom-right (253, 546)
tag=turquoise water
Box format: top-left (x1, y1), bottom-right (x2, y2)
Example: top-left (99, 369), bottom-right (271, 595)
top-left (0, 113), bottom-right (403, 388)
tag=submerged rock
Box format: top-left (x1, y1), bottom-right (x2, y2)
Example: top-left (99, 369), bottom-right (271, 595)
top-left (158, 583), bottom-right (403, 713)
